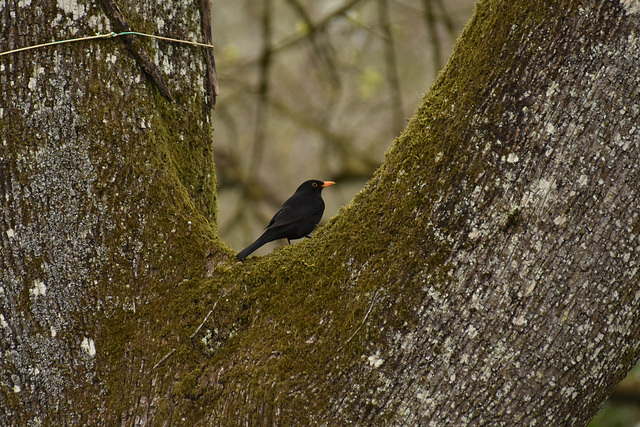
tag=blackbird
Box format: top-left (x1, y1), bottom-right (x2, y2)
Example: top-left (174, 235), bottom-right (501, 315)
top-left (236, 179), bottom-right (335, 260)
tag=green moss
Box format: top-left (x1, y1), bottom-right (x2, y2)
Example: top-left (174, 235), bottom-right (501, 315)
top-left (173, 369), bottom-right (202, 399)
top-left (502, 208), bottom-right (522, 232)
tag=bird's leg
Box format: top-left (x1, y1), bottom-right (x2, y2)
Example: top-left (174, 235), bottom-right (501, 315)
top-left (304, 235), bottom-right (312, 239)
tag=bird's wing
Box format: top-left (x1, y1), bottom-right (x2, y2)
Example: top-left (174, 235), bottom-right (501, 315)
top-left (266, 196), bottom-right (323, 229)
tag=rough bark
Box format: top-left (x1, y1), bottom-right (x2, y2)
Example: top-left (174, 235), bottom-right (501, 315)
top-left (0, 0), bottom-right (216, 423)
top-left (2, 0), bottom-right (640, 426)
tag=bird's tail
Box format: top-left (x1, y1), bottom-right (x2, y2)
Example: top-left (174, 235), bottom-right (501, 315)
top-left (236, 233), bottom-right (271, 260)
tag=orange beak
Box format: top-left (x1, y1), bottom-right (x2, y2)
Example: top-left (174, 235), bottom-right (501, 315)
top-left (321, 181), bottom-right (336, 188)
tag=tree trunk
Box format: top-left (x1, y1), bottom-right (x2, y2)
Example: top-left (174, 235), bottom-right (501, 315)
top-left (0, 0), bottom-right (216, 423)
top-left (2, 0), bottom-right (640, 425)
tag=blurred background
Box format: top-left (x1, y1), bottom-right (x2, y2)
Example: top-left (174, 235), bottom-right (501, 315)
top-left (212, 0), bottom-right (471, 254)
top-left (210, 1), bottom-right (640, 424)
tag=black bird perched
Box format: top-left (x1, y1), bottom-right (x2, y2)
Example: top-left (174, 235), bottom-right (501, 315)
top-left (236, 179), bottom-right (335, 260)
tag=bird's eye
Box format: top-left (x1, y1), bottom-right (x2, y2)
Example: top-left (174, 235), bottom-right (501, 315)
top-left (313, 182), bottom-right (318, 187)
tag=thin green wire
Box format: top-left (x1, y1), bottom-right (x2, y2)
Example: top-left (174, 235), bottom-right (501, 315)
top-left (0, 31), bottom-right (214, 57)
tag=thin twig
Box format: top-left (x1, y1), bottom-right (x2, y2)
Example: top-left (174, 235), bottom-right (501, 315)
top-left (343, 289), bottom-right (379, 347)
top-left (153, 301), bottom-right (218, 369)
top-left (189, 301), bottom-right (218, 339)
top-left (153, 348), bottom-right (175, 370)
top-left (100, 0), bottom-right (173, 100)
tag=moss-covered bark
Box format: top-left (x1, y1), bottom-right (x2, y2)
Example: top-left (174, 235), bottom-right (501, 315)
top-left (2, 0), bottom-right (640, 425)
top-left (0, 0), bottom-right (219, 423)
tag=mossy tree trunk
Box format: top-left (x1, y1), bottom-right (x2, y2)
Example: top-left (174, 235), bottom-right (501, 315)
top-left (0, 0), bottom-right (217, 423)
top-left (2, 0), bottom-right (640, 425)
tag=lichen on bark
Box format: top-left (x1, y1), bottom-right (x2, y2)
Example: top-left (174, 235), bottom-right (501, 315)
top-left (2, 0), bottom-right (640, 425)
